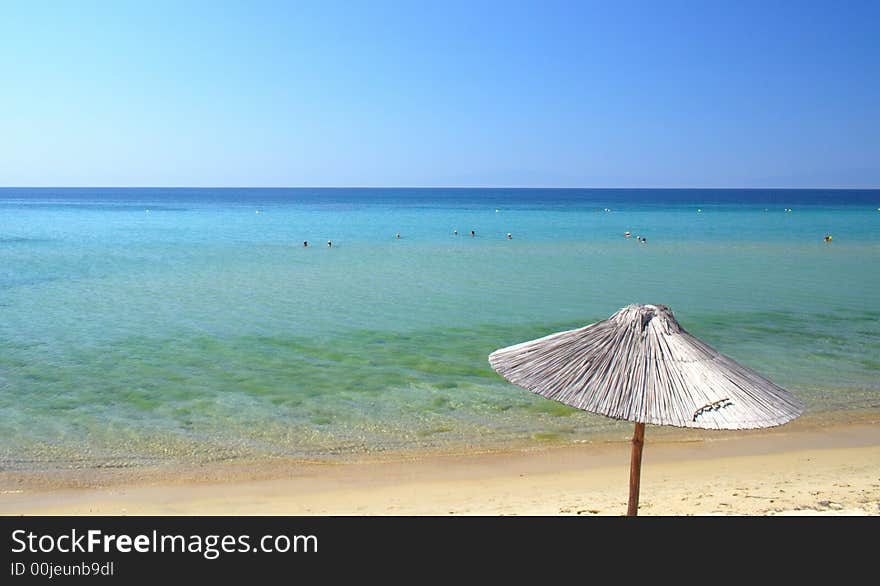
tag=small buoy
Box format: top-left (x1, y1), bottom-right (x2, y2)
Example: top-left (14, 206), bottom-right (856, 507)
top-left (697, 209), bottom-right (702, 213)
top-left (256, 210), bottom-right (261, 214)
top-left (495, 209), bottom-right (500, 213)
top-left (145, 209), bottom-right (151, 213)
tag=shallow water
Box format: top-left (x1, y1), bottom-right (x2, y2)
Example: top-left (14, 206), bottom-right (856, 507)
top-left (1, 188), bottom-right (878, 470)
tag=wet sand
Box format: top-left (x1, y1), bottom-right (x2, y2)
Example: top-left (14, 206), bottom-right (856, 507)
top-left (2, 414), bottom-right (878, 516)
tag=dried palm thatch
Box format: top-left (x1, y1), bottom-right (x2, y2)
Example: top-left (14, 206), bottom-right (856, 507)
top-left (488, 304), bottom-right (803, 515)
top-left (489, 304), bottom-right (803, 430)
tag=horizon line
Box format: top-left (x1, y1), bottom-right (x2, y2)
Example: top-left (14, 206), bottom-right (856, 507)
top-left (2, 185), bottom-right (879, 191)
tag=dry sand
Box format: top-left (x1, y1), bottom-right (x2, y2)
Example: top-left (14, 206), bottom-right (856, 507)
top-left (2, 417), bottom-right (878, 516)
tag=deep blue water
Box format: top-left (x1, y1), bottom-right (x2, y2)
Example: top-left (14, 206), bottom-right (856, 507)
top-left (3, 187), bottom-right (879, 207)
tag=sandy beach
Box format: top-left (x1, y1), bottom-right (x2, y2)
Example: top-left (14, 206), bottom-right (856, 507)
top-left (3, 414), bottom-right (878, 516)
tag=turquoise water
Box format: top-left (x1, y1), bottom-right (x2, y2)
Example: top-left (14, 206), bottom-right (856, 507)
top-left (1, 189), bottom-right (879, 470)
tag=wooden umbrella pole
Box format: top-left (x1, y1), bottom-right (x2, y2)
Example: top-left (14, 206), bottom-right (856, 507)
top-left (627, 422), bottom-right (646, 516)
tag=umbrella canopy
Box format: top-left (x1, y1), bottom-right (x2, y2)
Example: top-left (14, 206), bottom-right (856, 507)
top-left (488, 304), bottom-right (804, 515)
top-left (489, 304), bottom-right (803, 430)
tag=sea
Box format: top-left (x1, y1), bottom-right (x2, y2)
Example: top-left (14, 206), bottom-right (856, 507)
top-left (1, 188), bottom-right (878, 471)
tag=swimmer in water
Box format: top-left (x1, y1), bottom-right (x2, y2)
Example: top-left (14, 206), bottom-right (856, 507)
top-left (396, 233), bottom-right (401, 239)
top-left (453, 229), bottom-right (458, 236)
top-left (327, 240), bottom-right (332, 247)
top-left (470, 230), bottom-right (475, 237)
top-left (824, 234), bottom-right (833, 242)
top-left (506, 233), bottom-right (512, 240)
top-left (303, 241), bottom-right (308, 247)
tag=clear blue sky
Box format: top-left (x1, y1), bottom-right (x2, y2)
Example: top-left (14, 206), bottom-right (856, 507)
top-left (1, 0), bottom-right (877, 187)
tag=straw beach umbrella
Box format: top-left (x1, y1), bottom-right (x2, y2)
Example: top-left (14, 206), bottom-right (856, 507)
top-left (488, 304), bottom-right (803, 515)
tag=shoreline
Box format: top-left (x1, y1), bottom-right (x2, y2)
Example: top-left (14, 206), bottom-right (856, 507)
top-left (2, 410), bottom-right (878, 516)
top-left (3, 407), bottom-right (879, 490)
